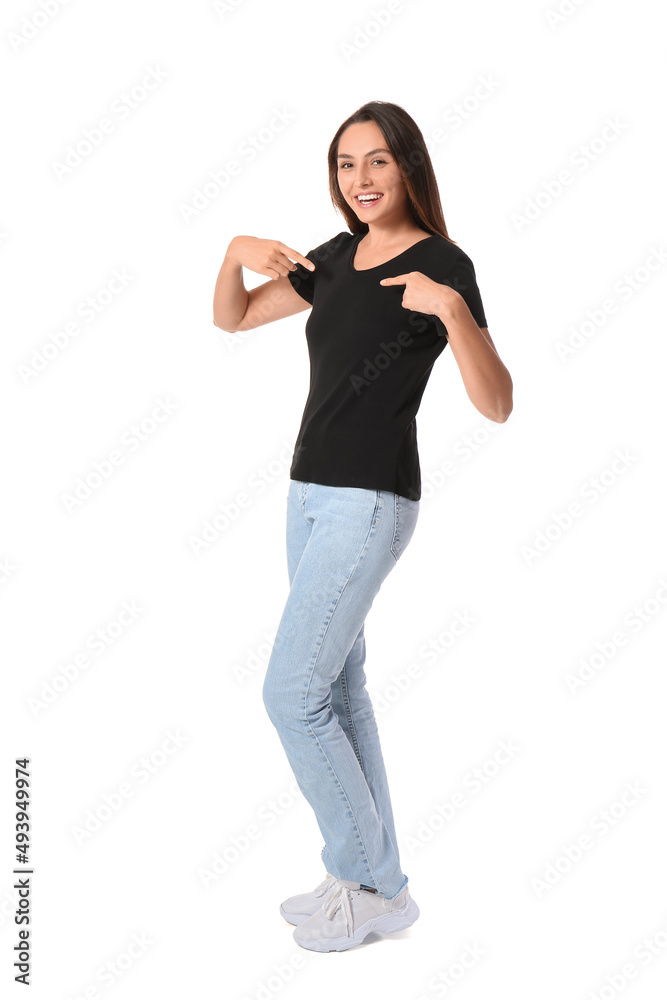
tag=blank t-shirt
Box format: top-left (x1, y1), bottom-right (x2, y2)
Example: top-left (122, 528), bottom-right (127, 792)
top-left (287, 229), bottom-right (488, 501)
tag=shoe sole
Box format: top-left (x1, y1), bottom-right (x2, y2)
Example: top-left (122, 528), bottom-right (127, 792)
top-left (293, 896), bottom-right (420, 952)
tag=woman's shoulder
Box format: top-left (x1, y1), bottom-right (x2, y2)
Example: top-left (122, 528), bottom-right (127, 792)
top-left (309, 230), bottom-right (355, 258)
top-left (421, 235), bottom-right (480, 275)
top-left (423, 233), bottom-right (469, 259)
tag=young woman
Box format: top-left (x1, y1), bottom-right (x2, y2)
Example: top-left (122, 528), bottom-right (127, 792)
top-left (213, 100), bottom-right (513, 953)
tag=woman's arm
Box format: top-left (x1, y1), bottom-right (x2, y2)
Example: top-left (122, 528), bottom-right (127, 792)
top-left (213, 236), bottom-right (314, 332)
top-left (438, 295), bottom-right (513, 423)
top-left (379, 271), bottom-right (513, 423)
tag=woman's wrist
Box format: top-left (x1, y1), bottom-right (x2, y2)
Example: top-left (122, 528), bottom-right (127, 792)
top-left (434, 284), bottom-right (465, 322)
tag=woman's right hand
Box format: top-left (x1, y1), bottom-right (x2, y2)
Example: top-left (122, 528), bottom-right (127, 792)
top-left (227, 236), bottom-right (315, 280)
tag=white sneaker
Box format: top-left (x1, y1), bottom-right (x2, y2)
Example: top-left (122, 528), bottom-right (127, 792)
top-left (279, 872), bottom-right (339, 925)
top-left (293, 877), bottom-right (419, 952)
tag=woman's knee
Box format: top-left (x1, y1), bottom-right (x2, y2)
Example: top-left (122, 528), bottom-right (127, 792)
top-left (262, 668), bottom-right (297, 728)
top-left (261, 669), bottom-right (279, 721)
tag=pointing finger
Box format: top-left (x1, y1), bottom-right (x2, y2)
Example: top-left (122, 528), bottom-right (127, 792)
top-left (379, 274), bottom-right (408, 285)
top-left (279, 243), bottom-right (316, 271)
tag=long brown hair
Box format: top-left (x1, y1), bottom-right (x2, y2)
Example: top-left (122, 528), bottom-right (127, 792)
top-left (327, 100), bottom-right (457, 246)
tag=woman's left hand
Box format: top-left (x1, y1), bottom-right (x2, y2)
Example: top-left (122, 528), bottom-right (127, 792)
top-left (380, 271), bottom-right (461, 317)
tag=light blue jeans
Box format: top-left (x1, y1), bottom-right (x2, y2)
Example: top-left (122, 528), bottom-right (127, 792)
top-left (262, 479), bottom-right (419, 900)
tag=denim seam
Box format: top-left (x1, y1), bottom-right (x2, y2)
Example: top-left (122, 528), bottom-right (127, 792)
top-left (299, 481), bottom-right (309, 513)
top-left (338, 665), bottom-right (364, 772)
top-left (390, 494), bottom-right (400, 561)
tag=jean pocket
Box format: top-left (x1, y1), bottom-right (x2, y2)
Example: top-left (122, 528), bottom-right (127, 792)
top-left (390, 493), bottom-right (419, 561)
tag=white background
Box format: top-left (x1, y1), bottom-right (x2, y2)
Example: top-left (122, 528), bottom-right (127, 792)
top-left (2, 0), bottom-right (666, 997)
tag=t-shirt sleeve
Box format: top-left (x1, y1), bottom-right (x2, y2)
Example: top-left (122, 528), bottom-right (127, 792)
top-left (287, 249), bottom-right (317, 305)
top-left (286, 232), bottom-right (351, 306)
top-left (435, 252), bottom-right (488, 335)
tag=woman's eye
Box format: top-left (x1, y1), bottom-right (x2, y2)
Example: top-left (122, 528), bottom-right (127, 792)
top-left (340, 159), bottom-right (387, 169)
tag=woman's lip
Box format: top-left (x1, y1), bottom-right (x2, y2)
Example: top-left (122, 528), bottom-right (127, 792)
top-left (355, 193), bottom-right (384, 206)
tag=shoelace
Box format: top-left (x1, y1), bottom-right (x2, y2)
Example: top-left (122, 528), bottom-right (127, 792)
top-left (321, 881), bottom-right (356, 936)
top-left (313, 873), bottom-right (338, 898)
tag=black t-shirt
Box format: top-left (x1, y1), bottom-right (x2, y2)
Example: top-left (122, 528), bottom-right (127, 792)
top-left (287, 229), bottom-right (488, 501)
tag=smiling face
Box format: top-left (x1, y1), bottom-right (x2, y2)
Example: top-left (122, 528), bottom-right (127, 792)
top-left (336, 120), bottom-right (412, 228)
